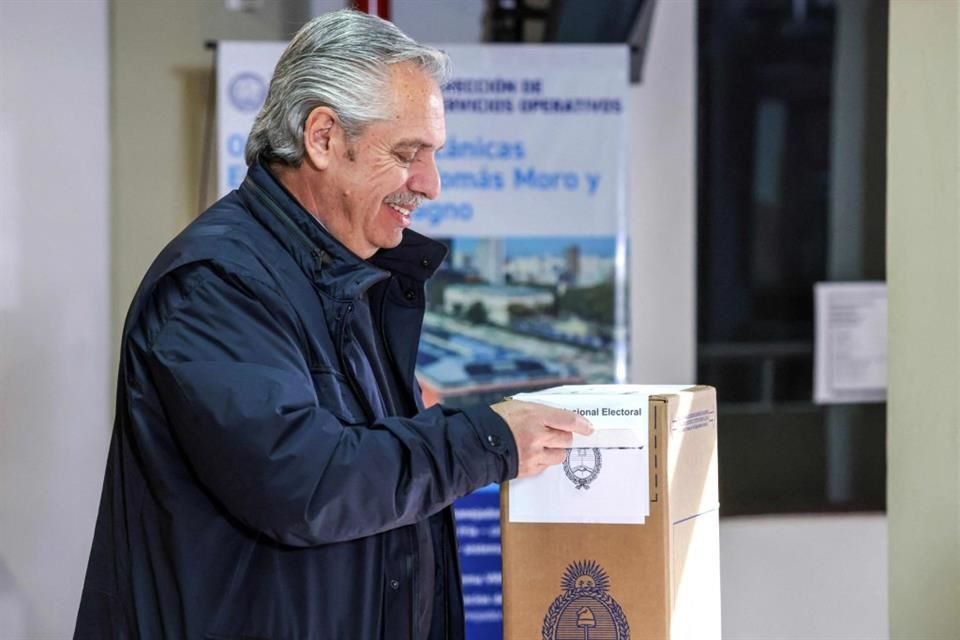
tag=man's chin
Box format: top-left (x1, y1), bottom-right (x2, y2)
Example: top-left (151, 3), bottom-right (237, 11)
top-left (374, 231), bottom-right (405, 253)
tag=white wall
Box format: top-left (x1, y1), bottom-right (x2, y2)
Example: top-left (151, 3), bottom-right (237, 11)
top-left (628, 0), bottom-right (697, 384)
top-left (721, 514), bottom-right (888, 640)
top-left (0, 2), bottom-right (111, 638)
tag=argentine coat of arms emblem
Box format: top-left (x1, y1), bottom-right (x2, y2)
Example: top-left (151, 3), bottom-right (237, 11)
top-left (563, 447), bottom-right (603, 489)
top-left (542, 560), bottom-right (629, 640)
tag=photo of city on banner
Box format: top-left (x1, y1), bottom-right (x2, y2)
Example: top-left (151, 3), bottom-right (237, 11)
top-left (217, 42), bottom-right (629, 639)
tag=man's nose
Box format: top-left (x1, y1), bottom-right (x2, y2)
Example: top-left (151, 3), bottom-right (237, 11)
top-left (408, 153), bottom-right (441, 200)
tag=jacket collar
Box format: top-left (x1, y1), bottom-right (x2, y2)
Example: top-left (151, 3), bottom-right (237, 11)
top-left (239, 163), bottom-right (447, 299)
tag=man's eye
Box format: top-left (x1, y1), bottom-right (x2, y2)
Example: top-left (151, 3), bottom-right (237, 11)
top-left (394, 148), bottom-right (420, 165)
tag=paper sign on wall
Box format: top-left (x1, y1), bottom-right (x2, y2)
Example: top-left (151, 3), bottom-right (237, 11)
top-left (814, 282), bottom-right (887, 404)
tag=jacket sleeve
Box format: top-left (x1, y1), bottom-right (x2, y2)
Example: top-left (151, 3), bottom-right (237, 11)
top-left (142, 265), bottom-right (517, 547)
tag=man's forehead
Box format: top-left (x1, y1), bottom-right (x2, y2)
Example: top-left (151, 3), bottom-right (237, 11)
top-left (362, 63), bottom-right (445, 148)
top-left (384, 63), bottom-right (444, 113)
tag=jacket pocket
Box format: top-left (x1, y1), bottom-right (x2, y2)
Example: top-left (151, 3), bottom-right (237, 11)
top-left (309, 368), bottom-right (368, 426)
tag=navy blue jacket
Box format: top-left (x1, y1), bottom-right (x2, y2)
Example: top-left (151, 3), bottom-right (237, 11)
top-left (75, 164), bottom-right (518, 639)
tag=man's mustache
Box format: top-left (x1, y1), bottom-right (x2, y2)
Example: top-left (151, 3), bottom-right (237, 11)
top-left (383, 193), bottom-right (424, 208)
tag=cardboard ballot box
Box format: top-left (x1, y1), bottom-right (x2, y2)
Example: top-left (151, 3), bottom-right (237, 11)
top-left (501, 385), bottom-right (720, 640)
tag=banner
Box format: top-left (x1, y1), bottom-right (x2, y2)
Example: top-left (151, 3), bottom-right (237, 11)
top-left (217, 42), bottom-right (629, 639)
top-left (217, 42), bottom-right (285, 197)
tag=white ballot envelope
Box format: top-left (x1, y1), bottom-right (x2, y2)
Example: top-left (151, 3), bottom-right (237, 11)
top-left (508, 385), bottom-right (693, 524)
top-left (508, 446), bottom-right (648, 524)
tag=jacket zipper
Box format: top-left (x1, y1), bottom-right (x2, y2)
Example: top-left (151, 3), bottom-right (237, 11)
top-left (336, 302), bottom-right (378, 424)
top-left (376, 276), bottom-right (412, 406)
top-left (408, 525), bottom-right (420, 638)
top-left (375, 280), bottom-right (428, 636)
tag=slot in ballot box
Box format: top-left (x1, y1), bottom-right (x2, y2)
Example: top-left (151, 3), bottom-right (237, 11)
top-left (500, 385), bottom-right (720, 640)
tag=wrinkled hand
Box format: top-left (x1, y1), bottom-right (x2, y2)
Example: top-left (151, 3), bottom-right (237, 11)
top-left (490, 399), bottom-right (594, 479)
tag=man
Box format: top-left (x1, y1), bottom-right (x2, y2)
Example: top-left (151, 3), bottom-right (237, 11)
top-left (75, 10), bottom-right (591, 640)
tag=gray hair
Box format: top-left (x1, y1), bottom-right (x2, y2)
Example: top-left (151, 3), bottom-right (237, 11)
top-left (244, 10), bottom-right (450, 167)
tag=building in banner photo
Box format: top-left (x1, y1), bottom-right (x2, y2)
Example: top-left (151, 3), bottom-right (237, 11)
top-left (417, 236), bottom-right (618, 408)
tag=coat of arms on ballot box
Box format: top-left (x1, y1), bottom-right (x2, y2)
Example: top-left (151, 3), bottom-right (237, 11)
top-left (542, 560), bottom-right (629, 640)
top-left (563, 448), bottom-right (603, 490)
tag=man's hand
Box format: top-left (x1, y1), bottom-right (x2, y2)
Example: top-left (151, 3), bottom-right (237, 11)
top-left (490, 399), bottom-right (594, 479)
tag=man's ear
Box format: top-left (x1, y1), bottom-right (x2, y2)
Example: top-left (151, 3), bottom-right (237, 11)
top-left (302, 107), bottom-right (338, 170)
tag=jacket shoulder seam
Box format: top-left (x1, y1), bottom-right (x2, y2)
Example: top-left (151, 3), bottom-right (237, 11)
top-left (144, 261), bottom-right (295, 352)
